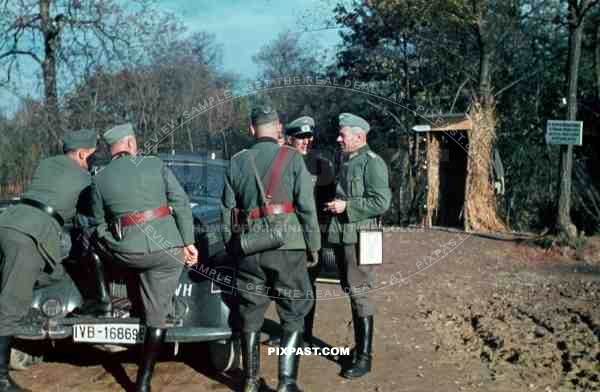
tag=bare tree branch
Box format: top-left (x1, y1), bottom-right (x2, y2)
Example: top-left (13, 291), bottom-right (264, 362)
top-left (495, 69), bottom-right (542, 97)
top-left (0, 49), bottom-right (41, 64)
top-left (580, 0), bottom-right (599, 20)
top-left (450, 76), bottom-right (472, 112)
top-left (367, 99), bottom-right (409, 134)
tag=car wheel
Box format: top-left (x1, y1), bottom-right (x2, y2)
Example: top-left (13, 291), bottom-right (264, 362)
top-left (10, 348), bottom-right (38, 371)
top-left (207, 338), bottom-right (240, 373)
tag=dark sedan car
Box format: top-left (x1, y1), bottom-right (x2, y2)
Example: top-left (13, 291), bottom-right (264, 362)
top-left (5, 152), bottom-right (337, 372)
top-left (7, 154), bottom-right (240, 373)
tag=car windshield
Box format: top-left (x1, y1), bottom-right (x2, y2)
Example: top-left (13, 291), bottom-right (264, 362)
top-left (167, 161), bottom-right (225, 201)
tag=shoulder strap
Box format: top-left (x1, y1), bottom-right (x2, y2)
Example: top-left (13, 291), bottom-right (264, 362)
top-left (246, 152), bottom-right (270, 206)
top-left (246, 147), bottom-right (292, 206)
top-left (265, 147), bottom-right (290, 199)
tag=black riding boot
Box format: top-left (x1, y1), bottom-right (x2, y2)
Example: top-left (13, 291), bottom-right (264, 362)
top-left (270, 308), bottom-right (316, 349)
top-left (135, 327), bottom-right (166, 392)
top-left (241, 332), bottom-right (263, 392)
top-left (277, 330), bottom-right (303, 392)
top-left (72, 253), bottom-right (112, 317)
top-left (0, 337), bottom-right (30, 392)
top-left (303, 305), bottom-right (316, 348)
top-left (342, 315), bottom-right (373, 379)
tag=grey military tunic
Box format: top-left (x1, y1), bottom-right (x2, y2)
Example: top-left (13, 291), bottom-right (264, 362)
top-left (91, 153), bottom-right (194, 328)
top-left (0, 155), bottom-right (91, 335)
top-left (221, 138), bottom-right (321, 333)
top-left (326, 145), bottom-right (391, 317)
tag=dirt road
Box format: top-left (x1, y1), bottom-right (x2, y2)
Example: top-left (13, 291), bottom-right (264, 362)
top-left (12, 230), bottom-right (600, 391)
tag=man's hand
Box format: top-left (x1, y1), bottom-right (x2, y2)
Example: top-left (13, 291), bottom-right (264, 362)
top-left (325, 199), bottom-right (347, 214)
top-left (306, 250), bottom-right (319, 268)
top-left (183, 244), bottom-right (199, 266)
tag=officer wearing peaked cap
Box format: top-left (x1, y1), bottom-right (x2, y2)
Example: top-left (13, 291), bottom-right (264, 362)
top-left (285, 116), bottom-right (315, 155)
top-left (0, 129), bottom-right (97, 392)
top-left (221, 106), bottom-right (321, 392)
top-left (325, 112), bottom-right (391, 379)
top-left (90, 123), bottom-right (198, 392)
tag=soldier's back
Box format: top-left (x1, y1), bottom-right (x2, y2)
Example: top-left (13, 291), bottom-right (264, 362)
top-left (227, 139), bottom-right (318, 250)
top-left (230, 140), bottom-right (299, 209)
top-left (0, 154), bottom-right (91, 264)
top-left (93, 154), bottom-right (186, 254)
top-left (95, 155), bottom-right (167, 216)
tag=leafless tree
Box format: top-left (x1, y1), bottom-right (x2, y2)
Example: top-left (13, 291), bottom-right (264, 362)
top-left (0, 0), bottom-right (175, 151)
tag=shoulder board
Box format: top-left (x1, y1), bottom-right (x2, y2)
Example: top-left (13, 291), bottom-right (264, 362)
top-left (367, 151), bottom-right (378, 159)
top-left (139, 155), bottom-right (160, 162)
top-left (231, 149), bottom-right (248, 160)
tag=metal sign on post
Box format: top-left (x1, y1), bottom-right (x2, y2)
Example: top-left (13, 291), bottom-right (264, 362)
top-left (546, 120), bottom-right (583, 145)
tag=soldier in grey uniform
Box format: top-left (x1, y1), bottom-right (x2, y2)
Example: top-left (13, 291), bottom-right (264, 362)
top-left (325, 113), bottom-right (391, 378)
top-left (263, 116), bottom-right (335, 347)
top-left (90, 123), bottom-right (198, 392)
top-left (221, 106), bottom-right (321, 392)
top-left (0, 129), bottom-right (97, 392)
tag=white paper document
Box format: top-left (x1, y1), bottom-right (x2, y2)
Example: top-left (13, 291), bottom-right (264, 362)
top-left (358, 230), bottom-right (383, 265)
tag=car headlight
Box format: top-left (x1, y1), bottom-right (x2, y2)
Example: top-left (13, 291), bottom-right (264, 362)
top-left (41, 298), bottom-right (63, 317)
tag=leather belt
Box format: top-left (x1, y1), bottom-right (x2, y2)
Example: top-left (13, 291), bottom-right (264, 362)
top-left (120, 206), bottom-right (171, 227)
top-left (247, 201), bottom-right (295, 220)
top-left (21, 198), bottom-right (65, 227)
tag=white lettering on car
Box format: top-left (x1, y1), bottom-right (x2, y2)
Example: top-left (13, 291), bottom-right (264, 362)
top-left (175, 283), bottom-right (193, 297)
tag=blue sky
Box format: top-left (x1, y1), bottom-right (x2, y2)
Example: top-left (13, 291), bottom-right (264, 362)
top-left (158, 0), bottom-right (342, 78)
top-left (0, 0), bottom-right (343, 114)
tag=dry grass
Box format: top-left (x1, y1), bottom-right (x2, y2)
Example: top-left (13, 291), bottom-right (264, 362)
top-left (426, 133), bottom-right (441, 227)
top-left (464, 100), bottom-right (506, 232)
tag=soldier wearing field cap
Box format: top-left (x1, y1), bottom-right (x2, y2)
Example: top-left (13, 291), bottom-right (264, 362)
top-left (0, 129), bottom-right (97, 392)
top-left (263, 116), bottom-right (335, 347)
top-left (325, 113), bottom-right (391, 379)
top-left (90, 123), bottom-right (198, 392)
top-left (222, 106), bottom-right (320, 392)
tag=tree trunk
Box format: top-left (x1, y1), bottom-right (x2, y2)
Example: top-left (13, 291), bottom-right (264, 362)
top-left (40, 0), bottom-right (61, 151)
top-left (187, 125), bottom-right (194, 152)
top-left (477, 34), bottom-right (493, 106)
top-left (464, 101), bottom-right (505, 232)
top-left (463, 29), bottom-right (505, 232)
top-left (557, 3), bottom-right (585, 241)
top-left (595, 23), bottom-right (600, 100)
top-left (402, 32), bottom-right (410, 100)
top-left (399, 138), bottom-right (411, 225)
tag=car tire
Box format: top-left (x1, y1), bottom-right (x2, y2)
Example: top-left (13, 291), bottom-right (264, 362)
top-left (10, 348), bottom-right (38, 371)
top-left (207, 338), bottom-right (240, 373)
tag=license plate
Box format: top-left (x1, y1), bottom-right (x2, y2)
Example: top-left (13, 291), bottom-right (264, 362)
top-left (73, 323), bottom-right (144, 344)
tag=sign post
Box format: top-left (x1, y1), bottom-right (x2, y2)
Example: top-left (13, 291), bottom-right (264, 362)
top-left (547, 119), bottom-right (583, 241)
top-left (546, 120), bottom-right (583, 145)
